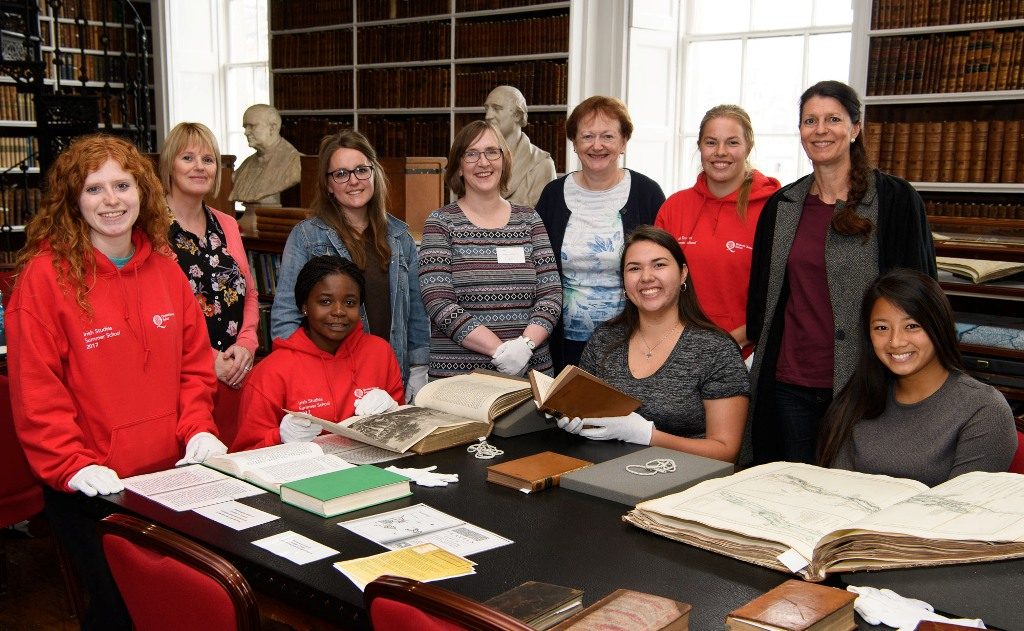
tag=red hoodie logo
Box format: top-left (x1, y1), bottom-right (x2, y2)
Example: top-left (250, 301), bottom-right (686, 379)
top-left (151, 313), bottom-right (175, 329)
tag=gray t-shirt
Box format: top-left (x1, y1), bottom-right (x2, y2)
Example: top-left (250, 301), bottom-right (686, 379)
top-left (832, 371), bottom-right (1016, 487)
top-left (580, 322), bottom-right (749, 437)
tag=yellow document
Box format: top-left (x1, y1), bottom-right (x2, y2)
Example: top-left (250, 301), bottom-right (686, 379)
top-left (333, 543), bottom-right (475, 591)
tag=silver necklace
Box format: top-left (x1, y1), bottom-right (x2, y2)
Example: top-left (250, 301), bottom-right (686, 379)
top-left (637, 322), bottom-right (680, 359)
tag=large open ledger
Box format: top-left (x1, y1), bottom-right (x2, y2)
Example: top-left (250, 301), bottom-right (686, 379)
top-left (625, 462), bottom-right (1024, 581)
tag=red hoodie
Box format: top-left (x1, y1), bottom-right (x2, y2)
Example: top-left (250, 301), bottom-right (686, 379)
top-left (656, 170), bottom-right (780, 357)
top-left (7, 229), bottom-right (218, 490)
top-left (232, 325), bottom-right (404, 451)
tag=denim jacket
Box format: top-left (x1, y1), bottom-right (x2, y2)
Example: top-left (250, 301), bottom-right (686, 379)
top-left (270, 214), bottom-right (430, 385)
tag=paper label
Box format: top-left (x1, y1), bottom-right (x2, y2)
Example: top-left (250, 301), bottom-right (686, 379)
top-left (777, 548), bottom-right (810, 573)
top-left (496, 246), bottom-right (526, 264)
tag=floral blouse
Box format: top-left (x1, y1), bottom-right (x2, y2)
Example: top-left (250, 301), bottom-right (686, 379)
top-left (169, 205), bottom-right (247, 351)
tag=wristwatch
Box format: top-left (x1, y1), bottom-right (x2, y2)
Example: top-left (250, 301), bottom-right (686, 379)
top-left (520, 336), bottom-right (536, 350)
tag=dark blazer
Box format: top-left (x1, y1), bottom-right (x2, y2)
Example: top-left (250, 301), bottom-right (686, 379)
top-left (745, 169), bottom-right (935, 464)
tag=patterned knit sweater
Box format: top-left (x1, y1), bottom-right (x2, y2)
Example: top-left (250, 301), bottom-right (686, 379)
top-left (417, 202), bottom-right (562, 378)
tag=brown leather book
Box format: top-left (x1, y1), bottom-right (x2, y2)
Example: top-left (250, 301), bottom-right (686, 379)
top-left (529, 366), bottom-right (641, 420)
top-left (914, 622), bottom-right (986, 630)
top-left (922, 121), bottom-right (943, 181)
top-left (969, 120), bottom-right (990, 182)
top-left (953, 120), bottom-right (974, 182)
top-left (906, 121), bottom-right (927, 181)
top-left (985, 119), bottom-right (1005, 183)
top-left (864, 122), bottom-right (883, 165)
top-left (484, 581), bottom-right (584, 630)
top-left (486, 451), bottom-right (592, 493)
top-left (938, 120), bottom-right (958, 181)
top-left (725, 580), bottom-right (855, 631)
top-left (1001, 120), bottom-right (1021, 183)
top-left (549, 589), bottom-right (691, 631)
top-left (891, 121), bottom-right (911, 178)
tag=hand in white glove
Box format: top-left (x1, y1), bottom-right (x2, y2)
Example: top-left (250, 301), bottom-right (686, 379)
top-left (354, 388), bottom-right (400, 416)
top-left (68, 464), bottom-right (124, 496)
top-left (491, 337), bottom-right (533, 376)
top-left (848, 585), bottom-right (985, 631)
top-left (557, 416), bottom-right (585, 435)
top-left (385, 465), bottom-right (459, 487)
top-left (406, 365), bottom-right (429, 404)
top-left (175, 432), bottom-right (228, 466)
top-left (578, 412), bottom-right (654, 445)
top-left (279, 413), bottom-right (321, 443)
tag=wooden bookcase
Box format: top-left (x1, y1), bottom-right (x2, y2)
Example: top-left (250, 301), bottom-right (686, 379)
top-left (854, 0), bottom-right (1024, 408)
top-left (268, 0), bottom-right (570, 173)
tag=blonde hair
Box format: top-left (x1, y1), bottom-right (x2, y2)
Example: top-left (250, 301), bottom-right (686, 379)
top-left (159, 122), bottom-right (222, 198)
top-left (698, 104), bottom-right (755, 219)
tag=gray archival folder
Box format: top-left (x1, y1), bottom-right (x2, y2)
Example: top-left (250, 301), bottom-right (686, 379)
top-left (560, 446), bottom-right (733, 506)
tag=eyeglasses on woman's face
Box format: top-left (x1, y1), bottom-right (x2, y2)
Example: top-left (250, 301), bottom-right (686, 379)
top-left (462, 148), bottom-right (502, 163)
top-left (327, 164), bottom-right (373, 184)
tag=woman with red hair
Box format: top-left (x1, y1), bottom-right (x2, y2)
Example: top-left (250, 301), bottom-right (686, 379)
top-left (7, 134), bottom-right (225, 629)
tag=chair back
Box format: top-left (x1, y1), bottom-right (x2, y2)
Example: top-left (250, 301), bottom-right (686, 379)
top-left (0, 375), bottom-right (44, 527)
top-left (365, 575), bottom-right (533, 631)
top-left (99, 514), bottom-right (260, 631)
top-left (1009, 429), bottom-right (1024, 474)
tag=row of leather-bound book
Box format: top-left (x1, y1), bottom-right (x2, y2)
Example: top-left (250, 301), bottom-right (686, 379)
top-left (864, 119), bottom-right (1024, 183)
top-left (871, 0), bottom-right (1024, 29)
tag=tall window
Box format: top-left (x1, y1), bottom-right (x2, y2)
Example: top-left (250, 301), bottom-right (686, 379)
top-left (223, 0), bottom-right (269, 163)
top-left (679, 0), bottom-right (852, 187)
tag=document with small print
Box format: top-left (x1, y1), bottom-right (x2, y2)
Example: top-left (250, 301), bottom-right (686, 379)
top-left (339, 503), bottom-right (512, 557)
top-left (123, 465), bottom-right (265, 511)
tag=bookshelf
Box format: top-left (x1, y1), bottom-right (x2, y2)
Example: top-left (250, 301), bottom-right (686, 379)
top-left (268, 0), bottom-right (570, 173)
top-left (0, 0), bottom-right (155, 265)
top-left (854, 0), bottom-right (1024, 408)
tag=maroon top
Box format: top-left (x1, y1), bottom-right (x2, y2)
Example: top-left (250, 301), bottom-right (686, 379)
top-left (775, 194), bottom-right (835, 388)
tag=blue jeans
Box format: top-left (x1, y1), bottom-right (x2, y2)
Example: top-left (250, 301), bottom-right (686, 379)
top-left (773, 381), bottom-right (833, 464)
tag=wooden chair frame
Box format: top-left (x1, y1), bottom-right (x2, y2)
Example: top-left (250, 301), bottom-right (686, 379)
top-left (364, 575), bottom-right (533, 631)
top-left (99, 514), bottom-right (260, 631)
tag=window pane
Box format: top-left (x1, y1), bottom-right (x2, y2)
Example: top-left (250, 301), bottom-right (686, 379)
top-left (814, 0), bottom-right (853, 27)
top-left (229, 0), bottom-right (267, 64)
top-left (751, 0), bottom-right (812, 31)
top-left (690, 0), bottom-right (750, 35)
top-left (756, 134), bottom-right (809, 186)
top-left (683, 40), bottom-right (742, 131)
top-left (744, 36), bottom-right (804, 135)
top-left (807, 32), bottom-right (852, 86)
top-left (679, 134), bottom-right (702, 188)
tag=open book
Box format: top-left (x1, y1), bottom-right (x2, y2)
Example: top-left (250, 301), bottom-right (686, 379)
top-left (296, 371), bottom-right (533, 455)
top-left (624, 462), bottom-right (1024, 581)
top-left (936, 256), bottom-right (1024, 283)
top-left (203, 441), bottom-right (354, 492)
top-left (529, 366), bottom-right (641, 419)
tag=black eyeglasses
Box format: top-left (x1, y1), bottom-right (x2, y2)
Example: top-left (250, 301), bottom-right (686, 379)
top-left (327, 165), bottom-right (373, 183)
top-left (463, 148), bottom-right (502, 163)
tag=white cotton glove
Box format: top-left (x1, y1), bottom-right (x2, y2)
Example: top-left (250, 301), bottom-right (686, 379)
top-left (279, 413), bottom-right (322, 443)
top-left (406, 365), bottom-right (429, 404)
top-left (491, 337), bottom-right (533, 376)
top-left (847, 586), bottom-right (985, 631)
top-left (578, 412), bottom-right (654, 445)
top-left (175, 432), bottom-right (228, 466)
top-left (557, 416), bottom-right (585, 435)
top-left (354, 388), bottom-right (400, 416)
top-left (385, 465), bottom-right (459, 487)
top-left (68, 464), bottom-right (124, 496)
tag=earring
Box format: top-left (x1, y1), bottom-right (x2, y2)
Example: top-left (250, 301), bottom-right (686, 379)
top-left (302, 309), bottom-right (307, 315)
top-left (681, 281), bottom-right (687, 292)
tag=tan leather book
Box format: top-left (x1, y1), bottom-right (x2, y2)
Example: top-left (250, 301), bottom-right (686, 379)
top-left (922, 121), bottom-right (943, 181)
top-left (906, 121), bottom-right (927, 181)
top-left (969, 120), bottom-right (990, 182)
top-left (529, 367), bottom-right (641, 419)
top-left (938, 120), bottom-right (958, 181)
top-left (891, 122), bottom-right (911, 178)
top-left (985, 119), bottom-right (1005, 183)
top-left (725, 580), bottom-right (855, 631)
top-left (550, 589), bottom-right (691, 631)
top-left (486, 451), bottom-right (592, 493)
top-left (914, 622), bottom-right (986, 630)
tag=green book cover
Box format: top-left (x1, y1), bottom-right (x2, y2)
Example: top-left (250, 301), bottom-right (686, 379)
top-left (281, 465), bottom-right (409, 500)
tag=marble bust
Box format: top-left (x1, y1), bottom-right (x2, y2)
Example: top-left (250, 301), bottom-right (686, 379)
top-left (484, 86), bottom-right (556, 208)
top-left (229, 104), bottom-right (301, 208)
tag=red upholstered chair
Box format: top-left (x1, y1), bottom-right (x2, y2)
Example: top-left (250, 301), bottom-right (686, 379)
top-left (1009, 430), bottom-right (1024, 474)
top-left (99, 513), bottom-right (260, 631)
top-left (0, 374), bottom-right (45, 594)
top-left (364, 575), bottom-right (533, 631)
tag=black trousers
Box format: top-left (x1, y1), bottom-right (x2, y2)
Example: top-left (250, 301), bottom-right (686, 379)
top-left (772, 381), bottom-right (834, 464)
top-left (43, 487), bottom-right (132, 631)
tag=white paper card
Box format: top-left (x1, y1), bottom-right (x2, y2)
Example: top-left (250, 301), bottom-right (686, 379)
top-left (778, 548), bottom-right (810, 573)
top-left (340, 503), bottom-right (512, 557)
top-left (193, 501), bottom-right (279, 530)
top-left (252, 531), bottom-right (339, 565)
top-left (496, 246), bottom-right (526, 264)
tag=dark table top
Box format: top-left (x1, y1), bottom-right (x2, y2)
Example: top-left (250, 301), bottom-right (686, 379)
top-left (99, 428), bottom-right (882, 630)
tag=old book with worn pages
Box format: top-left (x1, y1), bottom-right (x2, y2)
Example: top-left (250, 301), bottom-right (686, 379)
top-left (487, 451), bottom-right (592, 493)
top-left (549, 589), bottom-right (690, 631)
top-left (529, 366), bottom-right (641, 419)
top-left (484, 581), bottom-right (584, 630)
top-left (725, 580), bottom-right (855, 631)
